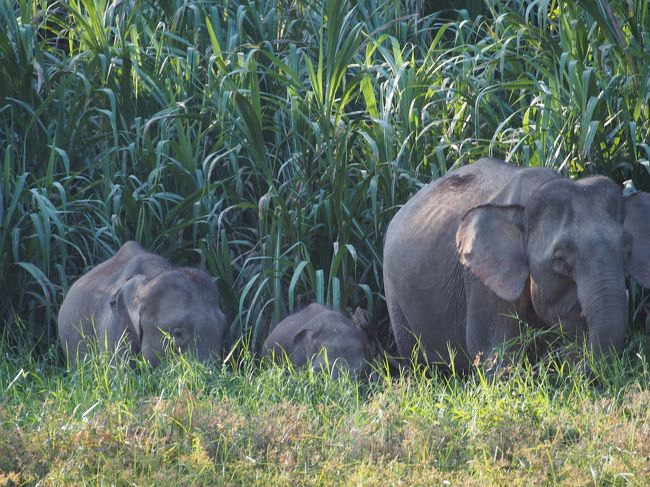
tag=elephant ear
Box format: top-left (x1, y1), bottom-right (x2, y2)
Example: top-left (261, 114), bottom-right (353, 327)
top-left (110, 274), bottom-right (147, 345)
top-left (624, 192), bottom-right (650, 288)
top-left (456, 204), bottom-right (529, 302)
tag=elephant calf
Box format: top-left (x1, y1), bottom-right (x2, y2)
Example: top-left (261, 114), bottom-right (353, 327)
top-left (58, 241), bottom-right (227, 366)
top-left (262, 303), bottom-right (371, 378)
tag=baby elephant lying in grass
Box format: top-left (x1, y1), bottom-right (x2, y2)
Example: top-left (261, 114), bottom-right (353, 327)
top-left (57, 241), bottom-right (227, 367)
top-left (262, 303), bottom-right (371, 378)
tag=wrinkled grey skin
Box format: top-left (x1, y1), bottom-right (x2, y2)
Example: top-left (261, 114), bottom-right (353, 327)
top-left (58, 241), bottom-right (227, 366)
top-left (262, 303), bottom-right (371, 378)
top-left (384, 158), bottom-right (650, 372)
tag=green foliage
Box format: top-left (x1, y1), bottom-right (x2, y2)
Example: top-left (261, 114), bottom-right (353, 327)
top-left (1, 0), bottom-right (649, 349)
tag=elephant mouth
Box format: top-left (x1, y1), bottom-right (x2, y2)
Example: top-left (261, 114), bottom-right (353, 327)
top-left (572, 301), bottom-right (585, 321)
top-left (554, 301), bottom-right (587, 336)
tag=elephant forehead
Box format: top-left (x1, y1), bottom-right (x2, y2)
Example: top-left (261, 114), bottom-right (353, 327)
top-left (308, 314), bottom-right (355, 336)
top-left (526, 178), bottom-right (623, 226)
top-left (315, 323), bottom-right (367, 346)
top-left (143, 287), bottom-right (194, 320)
top-left (142, 272), bottom-right (193, 297)
top-left (153, 300), bottom-right (193, 321)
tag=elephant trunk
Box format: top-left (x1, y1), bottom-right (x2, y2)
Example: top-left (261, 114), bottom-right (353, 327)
top-left (578, 275), bottom-right (628, 356)
top-left (194, 339), bottom-right (219, 364)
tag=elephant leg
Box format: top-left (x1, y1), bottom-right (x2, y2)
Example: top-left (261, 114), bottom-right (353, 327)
top-left (387, 293), bottom-right (418, 364)
top-left (59, 318), bottom-right (93, 367)
top-left (464, 277), bottom-right (523, 370)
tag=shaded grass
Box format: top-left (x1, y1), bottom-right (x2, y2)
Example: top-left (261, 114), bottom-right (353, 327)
top-left (2, 329), bottom-right (650, 485)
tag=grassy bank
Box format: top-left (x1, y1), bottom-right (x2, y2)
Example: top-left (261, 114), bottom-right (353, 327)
top-left (2, 332), bottom-right (650, 485)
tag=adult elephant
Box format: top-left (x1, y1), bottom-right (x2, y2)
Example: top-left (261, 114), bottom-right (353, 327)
top-left (383, 158), bottom-right (650, 371)
top-left (58, 241), bottom-right (227, 366)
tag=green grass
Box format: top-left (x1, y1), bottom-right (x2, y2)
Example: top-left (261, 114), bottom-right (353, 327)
top-left (2, 330), bottom-right (650, 485)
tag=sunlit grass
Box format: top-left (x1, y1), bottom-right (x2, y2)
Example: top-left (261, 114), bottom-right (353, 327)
top-left (1, 326), bottom-right (649, 484)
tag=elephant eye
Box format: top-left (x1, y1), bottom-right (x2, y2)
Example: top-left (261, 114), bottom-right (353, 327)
top-left (171, 329), bottom-right (186, 342)
top-left (551, 256), bottom-right (572, 276)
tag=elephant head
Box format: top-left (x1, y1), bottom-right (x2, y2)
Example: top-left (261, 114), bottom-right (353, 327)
top-left (110, 269), bottom-right (226, 366)
top-left (457, 176), bottom-right (650, 356)
top-left (292, 320), bottom-right (371, 378)
top-left (263, 303), bottom-right (371, 378)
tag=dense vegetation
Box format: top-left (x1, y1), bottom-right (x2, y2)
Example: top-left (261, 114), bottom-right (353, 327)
top-left (2, 0), bottom-right (650, 348)
top-left (2, 0), bottom-right (650, 484)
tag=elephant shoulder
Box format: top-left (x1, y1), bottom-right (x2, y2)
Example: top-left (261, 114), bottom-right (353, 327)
top-left (71, 241), bottom-right (148, 289)
top-left (388, 158), bottom-right (513, 234)
top-left (66, 246), bottom-right (169, 305)
top-left (267, 305), bottom-right (323, 341)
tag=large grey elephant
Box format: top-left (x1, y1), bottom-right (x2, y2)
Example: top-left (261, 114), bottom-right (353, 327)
top-left (58, 241), bottom-right (227, 366)
top-left (262, 303), bottom-right (371, 377)
top-left (383, 158), bottom-right (650, 371)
